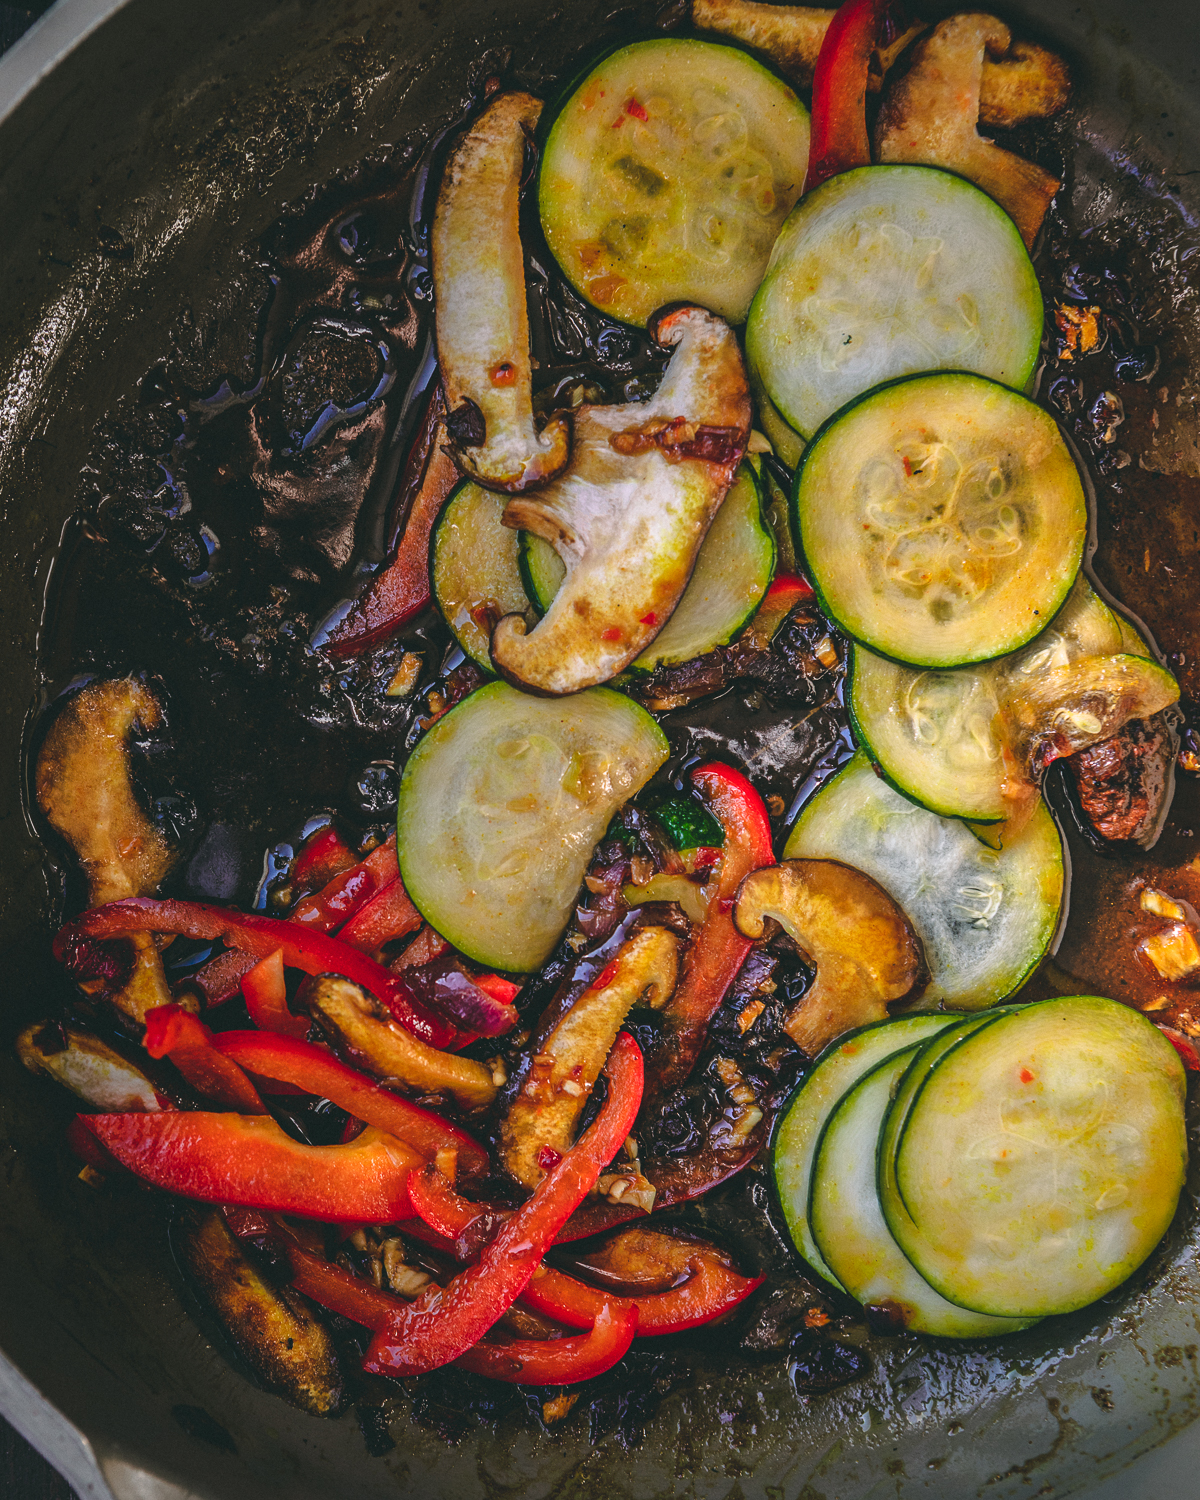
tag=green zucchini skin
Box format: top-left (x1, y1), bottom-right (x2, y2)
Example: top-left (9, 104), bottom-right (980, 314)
top-left (792, 371), bottom-right (1087, 671)
top-left (538, 38), bottom-right (810, 327)
top-left (810, 1044), bottom-right (1037, 1338)
top-left (784, 751), bottom-right (1064, 1009)
top-left (880, 997), bottom-right (1187, 1319)
top-left (396, 682), bottom-right (668, 972)
top-left (771, 1013), bottom-right (958, 1290)
top-left (747, 164), bottom-right (1043, 440)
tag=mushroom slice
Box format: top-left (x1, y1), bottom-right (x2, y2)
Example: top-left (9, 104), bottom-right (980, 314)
top-left (177, 1207), bottom-right (346, 1417)
top-left (433, 91), bottom-right (570, 493)
top-left (500, 926), bottom-right (680, 1190)
top-left (493, 305), bottom-right (750, 695)
top-left (978, 38), bottom-right (1071, 129)
top-left (36, 677), bottom-right (177, 1026)
top-left (874, 14), bottom-right (1063, 248)
top-left (298, 973), bottom-right (498, 1112)
top-left (734, 860), bottom-right (923, 1054)
top-left (17, 1022), bottom-right (164, 1112)
top-left (691, 0), bottom-right (924, 91)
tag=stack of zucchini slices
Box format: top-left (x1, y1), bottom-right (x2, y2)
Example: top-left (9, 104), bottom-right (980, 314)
top-left (773, 998), bottom-right (1187, 1333)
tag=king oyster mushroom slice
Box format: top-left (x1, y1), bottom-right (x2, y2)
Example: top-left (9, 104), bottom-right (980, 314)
top-left (433, 90), bottom-right (570, 493)
top-left (18, 1022), bottom-right (164, 1111)
top-left (501, 925), bottom-right (680, 1191)
top-left (36, 677), bottom-right (178, 1026)
top-left (874, 14), bottom-right (1064, 248)
top-left (734, 860), bottom-right (924, 1055)
top-left (493, 304), bottom-right (750, 695)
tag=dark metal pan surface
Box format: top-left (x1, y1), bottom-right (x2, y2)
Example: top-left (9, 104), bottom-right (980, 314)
top-left (1, 1), bottom-right (1199, 1496)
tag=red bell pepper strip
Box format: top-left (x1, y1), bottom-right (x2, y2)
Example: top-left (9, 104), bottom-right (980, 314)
top-left (323, 396), bottom-right (460, 658)
top-left (240, 948), bottom-right (309, 1039)
top-left (284, 1241), bottom-right (637, 1384)
top-left (336, 878), bottom-right (422, 954)
top-left (78, 1111), bottom-right (422, 1222)
top-left (143, 1005), bottom-right (267, 1114)
top-left (362, 1032), bottom-right (644, 1377)
top-left (750, 573), bottom-right (815, 643)
top-left (651, 764), bottom-right (774, 1091)
top-left (290, 825), bottom-right (358, 893)
top-left (521, 1258), bottom-right (764, 1337)
top-left (393, 926), bottom-right (451, 971)
top-left (55, 897), bottom-right (470, 1051)
top-left (1160, 1026), bottom-right (1200, 1071)
top-left (807, 0), bottom-right (890, 192)
top-left (209, 1030), bottom-right (490, 1179)
top-left (289, 865), bottom-right (376, 930)
top-left (474, 973), bottom-right (521, 1005)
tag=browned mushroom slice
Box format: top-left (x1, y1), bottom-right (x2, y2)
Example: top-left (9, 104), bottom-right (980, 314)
top-left (433, 91), bottom-right (570, 493)
top-left (1064, 713), bottom-right (1176, 847)
top-left (492, 305), bottom-right (750, 695)
top-left (298, 973), bottom-right (498, 1111)
top-left (734, 860), bottom-right (923, 1054)
top-left (874, 14), bottom-right (1063, 248)
top-left (177, 1207), bottom-right (346, 1417)
top-left (978, 38), bottom-right (1071, 128)
top-left (500, 926), bottom-right (680, 1190)
top-left (36, 678), bottom-right (178, 1026)
top-left (558, 1224), bottom-right (734, 1293)
top-left (17, 1022), bottom-right (164, 1111)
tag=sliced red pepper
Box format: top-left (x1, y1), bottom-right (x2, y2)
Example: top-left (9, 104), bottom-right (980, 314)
top-left (393, 926), bottom-right (452, 971)
top-left (807, 0), bottom-right (905, 191)
top-left (651, 764), bottom-right (774, 1091)
top-left (209, 1030), bottom-right (489, 1179)
top-left (143, 1005), bottom-right (267, 1113)
top-left (240, 948), bottom-right (309, 1039)
top-left (284, 1242), bottom-right (636, 1384)
top-left (78, 1111), bottom-right (422, 1222)
top-left (289, 865), bottom-right (376, 931)
top-left (55, 897), bottom-right (471, 1051)
top-left (752, 572), bottom-right (815, 639)
top-left (290, 825), bottom-right (358, 893)
top-left (362, 1032), bottom-right (643, 1376)
top-left (324, 394), bottom-right (460, 658)
top-left (522, 1257), bottom-right (764, 1337)
top-left (1160, 1026), bottom-right (1200, 1071)
top-left (473, 973), bottom-right (521, 1005)
top-left (336, 878), bottom-right (422, 954)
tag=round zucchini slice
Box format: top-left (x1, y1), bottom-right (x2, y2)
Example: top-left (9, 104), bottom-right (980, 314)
top-left (784, 751), bottom-right (1064, 1009)
top-left (848, 578), bottom-right (1129, 823)
top-left (521, 465), bottom-right (775, 670)
top-left (772, 1013), bottom-right (957, 1289)
top-left (431, 480), bottom-right (534, 670)
top-left (396, 682), bottom-right (668, 971)
top-left (746, 165), bottom-right (1043, 440)
top-left (538, 38), bottom-right (810, 326)
top-left (794, 373), bottom-right (1087, 669)
top-left (885, 997), bottom-right (1187, 1319)
top-left (810, 1045), bottom-right (1037, 1337)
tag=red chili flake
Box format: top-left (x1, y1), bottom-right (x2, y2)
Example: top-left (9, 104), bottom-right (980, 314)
top-left (902, 456), bottom-right (915, 478)
top-left (490, 362), bottom-right (517, 386)
top-left (1019, 1067), bottom-right (1034, 1084)
top-left (639, 612), bottom-right (657, 627)
top-left (716, 896), bottom-right (736, 915)
top-left (625, 98), bottom-right (648, 121)
top-left (611, 115), bottom-right (624, 129)
top-left (601, 626), bottom-right (622, 641)
top-left (594, 959), bottom-right (621, 991)
top-left (536, 1145), bottom-right (564, 1171)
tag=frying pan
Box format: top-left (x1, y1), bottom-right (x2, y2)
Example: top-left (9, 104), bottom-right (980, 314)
top-left (1, 0), bottom-right (1199, 1496)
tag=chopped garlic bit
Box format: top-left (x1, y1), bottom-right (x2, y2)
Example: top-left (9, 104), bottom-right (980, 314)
top-left (736, 998), bottom-right (766, 1034)
top-left (488, 1056), bottom-right (508, 1087)
top-left (1141, 924), bottom-right (1200, 982)
top-left (385, 652), bottom-right (422, 698)
top-left (712, 1056), bottom-right (764, 1147)
top-left (1141, 887), bottom-right (1187, 922)
top-left (543, 1392), bottom-right (580, 1424)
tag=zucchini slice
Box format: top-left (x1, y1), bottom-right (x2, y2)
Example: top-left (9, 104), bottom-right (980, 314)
top-left (771, 1013), bottom-right (955, 1289)
top-left (847, 578), bottom-right (1134, 822)
top-left (794, 373), bottom-right (1087, 669)
top-left (784, 751), bottom-right (1064, 1009)
top-left (521, 465), bottom-right (775, 670)
top-left (811, 1044), bottom-right (1037, 1337)
top-left (538, 38), bottom-right (810, 326)
top-left (884, 997), bottom-right (1187, 1319)
top-left (396, 682), bottom-right (668, 971)
top-left (746, 165), bottom-right (1043, 440)
top-left (431, 480), bottom-right (534, 669)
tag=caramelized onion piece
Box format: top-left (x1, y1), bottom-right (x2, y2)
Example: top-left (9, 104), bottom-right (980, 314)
top-left (874, 14), bottom-right (1064, 248)
top-left (433, 91), bottom-right (570, 492)
top-left (36, 678), bottom-right (177, 1026)
top-left (501, 926), bottom-right (679, 1190)
top-left (178, 1207), bottom-right (346, 1417)
top-left (493, 305), bottom-right (750, 695)
top-left (298, 973), bottom-right (498, 1111)
top-left (734, 860), bottom-right (923, 1053)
